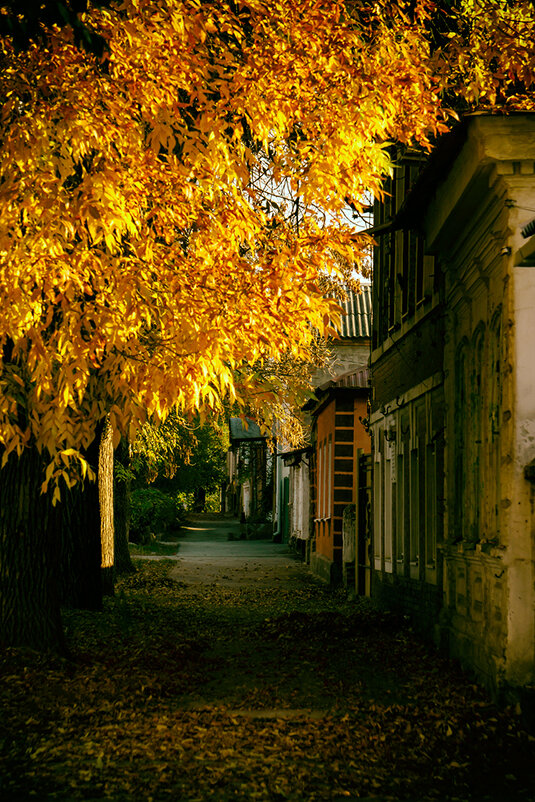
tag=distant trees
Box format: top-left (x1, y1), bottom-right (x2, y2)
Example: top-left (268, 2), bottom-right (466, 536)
top-left (127, 414), bottom-right (228, 540)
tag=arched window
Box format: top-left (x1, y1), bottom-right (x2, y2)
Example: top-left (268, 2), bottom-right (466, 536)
top-left (454, 338), bottom-right (469, 541)
top-left (488, 308), bottom-right (502, 540)
top-left (469, 324), bottom-right (486, 542)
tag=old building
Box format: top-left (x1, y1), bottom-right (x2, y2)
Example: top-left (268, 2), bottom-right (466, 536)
top-left (277, 444), bottom-right (312, 555)
top-left (370, 114), bottom-right (535, 706)
top-left (308, 368), bottom-right (371, 585)
top-left (370, 146), bottom-right (445, 636)
top-left (226, 417), bottom-right (273, 526)
top-left (273, 286), bottom-right (372, 561)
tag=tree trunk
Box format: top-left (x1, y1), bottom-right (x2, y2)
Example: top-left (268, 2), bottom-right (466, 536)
top-left (59, 433), bottom-right (102, 611)
top-left (99, 418), bottom-right (115, 595)
top-left (114, 438), bottom-right (135, 575)
top-left (0, 446), bottom-right (65, 652)
top-left (194, 486), bottom-right (206, 512)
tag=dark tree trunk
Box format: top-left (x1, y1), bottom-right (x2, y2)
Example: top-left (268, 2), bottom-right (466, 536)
top-left (193, 486), bottom-right (206, 512)
top-left (0, 446), bottom-right (65, 652)
top-left (114, 438), bottom-right (134, 575)
top-left (59, 433), bottom-right (102, 611)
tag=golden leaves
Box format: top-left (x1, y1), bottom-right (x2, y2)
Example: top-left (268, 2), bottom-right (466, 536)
top-left (0, 0), bottom-right (534, 488)
top-left (430, 0), bottom-right (535, 111)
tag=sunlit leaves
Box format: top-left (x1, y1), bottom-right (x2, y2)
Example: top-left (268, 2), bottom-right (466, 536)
top-left (431, 0), bottom-right (535, 110)
top-left (0, 0), bottom-right (534, 489)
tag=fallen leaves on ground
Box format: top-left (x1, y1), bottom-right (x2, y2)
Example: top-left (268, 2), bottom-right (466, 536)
top-left (1, 559), bottom-right (534, 801)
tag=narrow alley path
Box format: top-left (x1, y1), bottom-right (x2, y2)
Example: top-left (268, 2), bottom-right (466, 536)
top-left (2, 515), bottom-right (534, 801)
top-left (166, 513), bottom-right (311, 588)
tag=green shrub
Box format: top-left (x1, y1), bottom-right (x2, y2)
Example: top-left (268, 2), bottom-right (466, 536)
top-left (130, 488), bottom-right (186, 543)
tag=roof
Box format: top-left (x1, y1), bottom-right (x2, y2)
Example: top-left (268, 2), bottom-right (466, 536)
top-left (394, 121), bottom-right (469, 232)
top-left (317, 367), bottom-right (370, 394)
top-left (302, 367), bottom-right (370, 412)
top-left (333, 285), bottom-right (372, 339)
top-left (278, 445), bottom-right (313, 467)
top-left (229, 417), bottom-right (266, 442)
top-left (393, 113), bottom-right (535, 252)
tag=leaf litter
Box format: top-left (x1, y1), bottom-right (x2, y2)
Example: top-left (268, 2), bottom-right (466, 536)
top-left (1, 558), bottom-right (534, 801)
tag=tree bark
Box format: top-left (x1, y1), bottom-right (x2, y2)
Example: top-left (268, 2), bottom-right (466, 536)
top-left (99, 418), bottom-right (115, 594)
top-left (114, 438), bottom-right (135, 575)
top-left (194, 486), bottom-right (206, 512)
top-left (59, 433), bottom-right (102, 611)
top-left (0, 446), bottom-right (65, 652)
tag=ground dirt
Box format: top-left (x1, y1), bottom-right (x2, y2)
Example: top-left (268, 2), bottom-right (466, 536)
top-left (1, 515), bottom-right (534, 801)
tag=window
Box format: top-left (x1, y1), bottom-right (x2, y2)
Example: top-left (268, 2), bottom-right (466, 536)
top-left (416, 234), bottom-right (425, 305)
top-left (488, 310), bottom-right (502, 539)
top-left (469, 325), bottom-right (485, 542)
top-left (402, 413), bottom-right (411, 569)
top-left (396, 451), bottom-right (405, 566)
top-left (374, 431), bottom-right (382, 568)
top-left (426, 441), bottom-right (436, 566)
top-left (454, 339), bottom-right (469, 541)
top-left (327, 434), bottom-right (332, 518)
top-left (384, 449), bottom-right (393, 567)
top-left (426, 388), bottom-right (444, 568)
top-left (320, 440), bottom-right (326, 518)
top-left (373, 155), bottom-right (435, 350)
top-left (410, 447), bottom-right (419, 564)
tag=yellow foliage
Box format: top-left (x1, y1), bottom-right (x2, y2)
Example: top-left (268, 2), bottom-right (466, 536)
top-left (0, 0), bottom-right (534, 489)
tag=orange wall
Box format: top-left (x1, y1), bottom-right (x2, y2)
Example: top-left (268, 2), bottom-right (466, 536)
top-left (314, 393), bottom-right (371, 564)
top-left (315, 399), bottom-right (335, 560)
top-left (354, 396), bottom-right (371, 453)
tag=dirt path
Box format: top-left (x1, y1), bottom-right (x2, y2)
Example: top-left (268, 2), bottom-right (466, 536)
top-left (143, 513), bottom-right (315, 589)
top-left (2, 527), bottom-right (535, 801)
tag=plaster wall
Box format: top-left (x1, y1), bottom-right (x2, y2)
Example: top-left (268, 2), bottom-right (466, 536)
top-left (507, 262), bottom-right (535, 685)
top-left (311, 341), bottom-right (369, 388)
top-left (426, 116), bottom-right (535, 691)
top-left (289, 461), bottom-right (311, 543)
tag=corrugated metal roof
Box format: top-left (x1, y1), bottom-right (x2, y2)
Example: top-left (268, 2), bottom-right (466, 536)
top-left (229, 417), bottom-right (266, 441)
top-left (333, 284), bottom-right (372, 339)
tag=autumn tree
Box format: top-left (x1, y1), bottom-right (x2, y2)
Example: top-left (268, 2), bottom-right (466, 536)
top-left (1, 0), bottom-right (535, 651)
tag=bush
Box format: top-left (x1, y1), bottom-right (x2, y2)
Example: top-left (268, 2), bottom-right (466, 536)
top-left (130, 488), bottom-right (186, 543)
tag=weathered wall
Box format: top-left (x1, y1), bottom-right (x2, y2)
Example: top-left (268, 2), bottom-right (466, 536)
top-left (373, 572), bottom-right (443, 642)
top-left (314, 399), bottom-right (336, 564)
top-left (424, 115), bottom-right (535, 694)
top-left (370, 379), bottom-right (445, 636)
top-left (370, 312), bottom-right (444, 414)
top-left (370, 116), bottom-right (535, 704)
top-left (312, 340), bottom-right (370, 388)
top-left (509, 188), bottom-right (535, 689)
